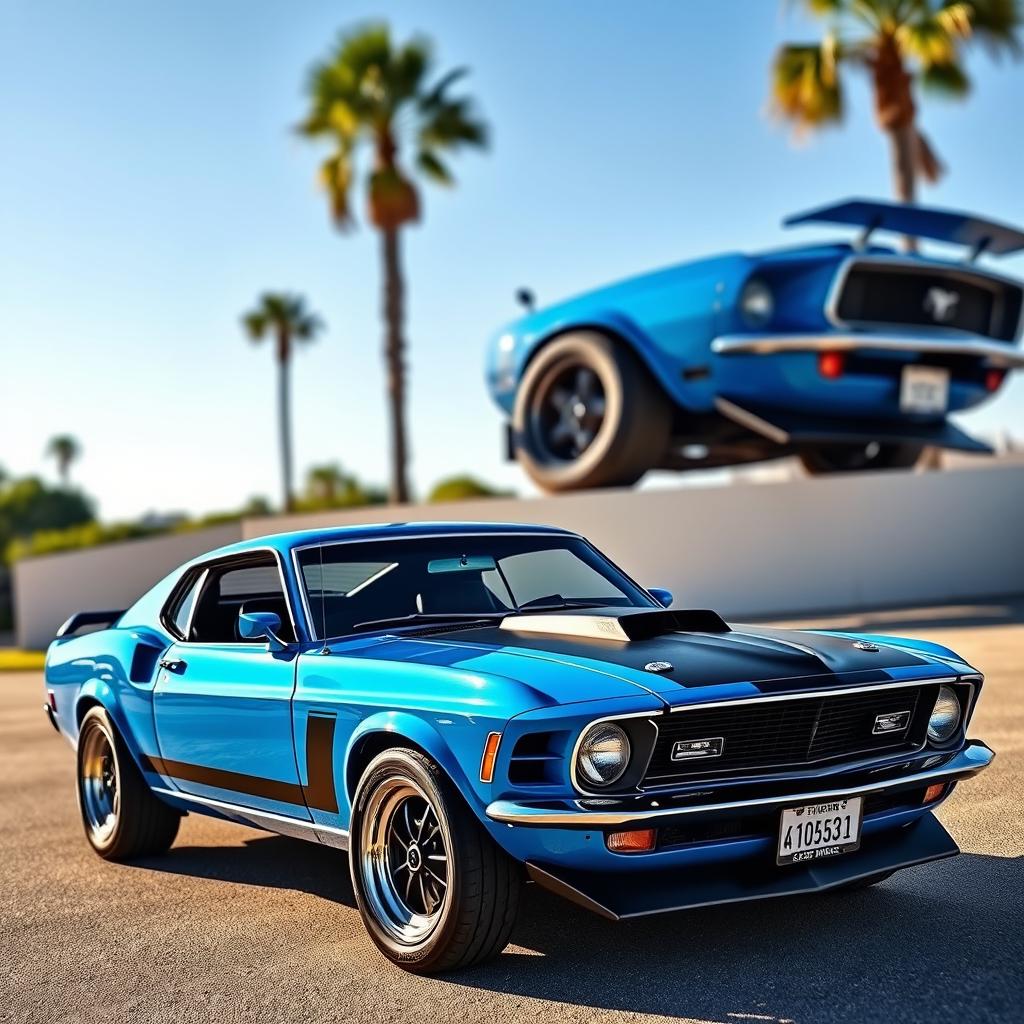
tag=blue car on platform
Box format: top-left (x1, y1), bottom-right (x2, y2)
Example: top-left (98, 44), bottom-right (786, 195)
top-left (45, 523), bottom-right (994, 972)
top-left (486, 198), bottom-right (1024, 490)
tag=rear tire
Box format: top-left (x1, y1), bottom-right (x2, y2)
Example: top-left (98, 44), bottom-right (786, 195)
top-left (799, 442), bottom-right (924, 475)
top-left (350, 747), bottom-right (521, 973)
top-left (512, 331), bottom-right (671, 492)
top-left (76, 706), bottom-right (180, 860)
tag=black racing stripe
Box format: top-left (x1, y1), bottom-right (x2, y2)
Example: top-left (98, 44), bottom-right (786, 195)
top-left (142, 754), bottom-right (306, 806)
top-left (302, 713), bottom-right (339, 814)
top-left (140, 714), bottom-right (340, 814)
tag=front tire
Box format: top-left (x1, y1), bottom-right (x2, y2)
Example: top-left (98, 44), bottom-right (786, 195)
top-left (350, 748), bottom-right (521, 973)
top-left (76, 706), bottom-right (180, 860)
top-left (799, 442), bottom-right (924, 475)
top-left (512, 331), bottom-right (671, 492)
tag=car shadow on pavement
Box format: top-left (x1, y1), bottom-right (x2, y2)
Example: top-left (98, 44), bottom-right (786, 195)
top-left (450, 851), bottom-right (1024, 1023)
top-left (140, 833), bottom-right (358, 908)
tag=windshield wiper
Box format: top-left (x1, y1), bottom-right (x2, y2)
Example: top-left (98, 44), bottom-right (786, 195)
top-left (512, 599), bottom-right (612, 613)
top-left (351, 612), bottom-right (507, 634)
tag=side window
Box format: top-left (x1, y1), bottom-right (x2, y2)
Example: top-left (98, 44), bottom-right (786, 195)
top-left (188, 557), bottom-right (294, 644)
top-left (171, 573), bottom-right (203, 638)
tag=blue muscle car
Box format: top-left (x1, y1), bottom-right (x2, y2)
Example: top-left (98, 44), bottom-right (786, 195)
top-left (486, 198), bottom-right (1024, 490)
top-left (45, 523), bottom-right (993, 972)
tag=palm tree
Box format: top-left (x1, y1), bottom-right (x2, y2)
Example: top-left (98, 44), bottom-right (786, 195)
top-left (46, 435), bottom-right (81, 488)
top-left (299, 23), bottom-right (488, 504)
top-left (241, 293), bottom-right (324, 513)
top-left (772, 1), bottom-right (1021, 246)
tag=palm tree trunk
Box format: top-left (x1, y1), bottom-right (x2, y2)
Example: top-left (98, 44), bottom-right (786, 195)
top-left (381, 226), bottom-right (411, 504)
top-left (277, 331), bottom-right (295, 513)
top-left (887, 122), bottom-right (919, 252)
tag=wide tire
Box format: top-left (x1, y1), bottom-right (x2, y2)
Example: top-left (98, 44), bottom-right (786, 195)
top-left (799, 442), bottom-right (924, 475)
top-left (350, 748), bottom-right (521, 973)
top-left (76, 706), bottom-right (180, 861)
top-left (512, 331), bottom-right (671, 492)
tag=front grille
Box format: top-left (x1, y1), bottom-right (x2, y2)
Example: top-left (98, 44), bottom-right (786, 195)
top-left (644, 684), bottom-right (938, 787)
top-left (834, 261), bottom-right (1022, 341)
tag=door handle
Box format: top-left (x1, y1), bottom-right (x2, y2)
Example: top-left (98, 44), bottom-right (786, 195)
top-left (159, 658), bottom-right (187, 674)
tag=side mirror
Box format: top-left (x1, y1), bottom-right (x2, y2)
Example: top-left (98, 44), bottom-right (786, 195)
top-left (649, 588), bottom-right (673, 609)
top-left (238, 610), bottom-right (286, 651)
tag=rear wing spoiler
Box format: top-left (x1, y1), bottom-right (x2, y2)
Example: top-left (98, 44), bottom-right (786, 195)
top-left (56, 609), bottom-right (126, 639)
top-left (784, 198), bottom-right (1024, 258)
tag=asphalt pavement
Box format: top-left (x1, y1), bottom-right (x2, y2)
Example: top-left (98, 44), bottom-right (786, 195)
top-left (2, 601), bottom-right (1022, 1024)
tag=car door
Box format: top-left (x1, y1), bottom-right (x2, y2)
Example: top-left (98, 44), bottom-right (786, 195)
top-left (151, 552), bottom-right (312, 821)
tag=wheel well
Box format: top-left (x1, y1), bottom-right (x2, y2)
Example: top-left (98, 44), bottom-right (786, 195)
top-left (345, 732), bottom-right (433, 800)
top-left (76, 696), bottom-right (102, 725)
top-left (522, 324), bottom-right (671, 401)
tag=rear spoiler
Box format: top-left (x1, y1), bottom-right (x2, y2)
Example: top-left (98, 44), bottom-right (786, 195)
top-left (56, 609), bottom-right (126, 639)
top-left (784, 197), bottom-right (1024, 258)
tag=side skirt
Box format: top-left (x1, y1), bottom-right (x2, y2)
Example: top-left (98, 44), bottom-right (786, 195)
top-left (151, 786), bottom-right (350, 851)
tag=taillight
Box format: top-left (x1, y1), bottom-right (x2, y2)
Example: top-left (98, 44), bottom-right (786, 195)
top-left (818, 351), bottom-right (845, 379)
top-left (985, 368), bottom-right (1006, 392)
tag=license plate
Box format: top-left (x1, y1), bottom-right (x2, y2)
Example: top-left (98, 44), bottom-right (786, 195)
top-left (777, 797), bottom-right (863, 865)
top-left (900, 365), bottom-right (949, 414)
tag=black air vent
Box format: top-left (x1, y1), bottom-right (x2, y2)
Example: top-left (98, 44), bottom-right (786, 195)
top-left (617, 608), bottom-right (730, 640)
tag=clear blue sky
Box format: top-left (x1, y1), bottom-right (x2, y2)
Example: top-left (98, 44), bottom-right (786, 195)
top-left (2, 0), bottom-right (1022, 520)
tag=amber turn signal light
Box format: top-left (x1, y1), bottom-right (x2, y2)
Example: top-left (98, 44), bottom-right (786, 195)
top-left (923, 783), bottom-right (947, 804)
top-left (606, 828), bottom-right (657, 853)
top-left (818, 351), bottom-right (846, 379)
top-left (479, 732), bottom-right (501, 783)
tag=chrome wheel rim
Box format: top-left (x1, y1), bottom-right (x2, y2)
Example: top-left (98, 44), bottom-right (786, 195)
top-left (80, 724), bottom-right (120, 843)
top-left (359, 778), bottom-right (450, 945)
top-left (530, 363), bottom-right (606, 462)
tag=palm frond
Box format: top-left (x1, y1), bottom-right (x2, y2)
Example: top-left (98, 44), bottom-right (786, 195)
top-left (897, 16), bottom-right (960, 63)
top-left (416, 149), bottom-right (454, 185)
top-left (771, 43), bottom-right (845, 129)
top-left (919, 57), bottom-right (972, 93)
top-left (319, 152), bottom-right (355, 229)
top-left (962, 0), bottom-right (1023, 55)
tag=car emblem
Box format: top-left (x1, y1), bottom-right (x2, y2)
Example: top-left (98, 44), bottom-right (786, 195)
top-left (873, 710), bottom-right (912, 735)
top-left (644, 661), bottom-right (673, 673)
top-left (852, 640), bottom-right (879, 652)
top-left (923, 286), bottom-right (960, 323)
top-left (671, 736), bottom-right (725, 761)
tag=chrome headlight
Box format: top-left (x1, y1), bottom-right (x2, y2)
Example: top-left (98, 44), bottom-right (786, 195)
top-left (576, 722), bottom-right (631, 788)
top-left (739, 278), bottom-right (774, 327)
top-left (927, 685), bottom-right (962, 743)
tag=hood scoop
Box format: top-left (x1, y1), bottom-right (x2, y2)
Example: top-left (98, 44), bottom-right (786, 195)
top-left (499, 608), bottom-right (729, 643)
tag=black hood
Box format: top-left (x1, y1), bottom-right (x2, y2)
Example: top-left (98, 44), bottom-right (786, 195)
top-left (439, 609), bottom-right (930, 694)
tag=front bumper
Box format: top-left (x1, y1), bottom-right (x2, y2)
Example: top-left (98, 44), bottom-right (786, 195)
top-left (489, 740), bottom-right (993, 920)
top-left (525, 812), bottom-right (959, 920)
top-left (712, 333), bottom-right (1024, 368)
top-left (486, 740), bottom-right (994, 828)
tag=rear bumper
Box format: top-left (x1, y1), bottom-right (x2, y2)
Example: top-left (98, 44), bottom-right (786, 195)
top-left (525, 811), bottom-right (959, 920)
top-left (486, 739), bottom-right (994, 829)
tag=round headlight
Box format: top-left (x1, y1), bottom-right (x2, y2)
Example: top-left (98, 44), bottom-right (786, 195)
top-left (740, 278), bottom-right (774, 327)
top-left (927, 685), bottom-right (962, 743)
top-left (576, 723), bottom-right (631, 788)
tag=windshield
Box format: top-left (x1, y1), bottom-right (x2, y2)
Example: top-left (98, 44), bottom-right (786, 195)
top-left (295, 534), bottom-right (656, 639)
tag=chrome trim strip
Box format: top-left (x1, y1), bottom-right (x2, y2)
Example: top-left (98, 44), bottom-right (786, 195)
top-left (665, 676), bottom-right (957, 713)
top-left (711, 333), bottom-right (1024, 367)
top-left (151, 787), bottom-right (350, 850)
top-left (486, 740), bottom-right (994, 827)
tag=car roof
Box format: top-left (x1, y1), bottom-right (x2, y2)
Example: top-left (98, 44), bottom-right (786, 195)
top-left (201, 521), bottom-right (577, 561)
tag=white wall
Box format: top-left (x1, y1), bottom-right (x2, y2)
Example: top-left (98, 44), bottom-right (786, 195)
top-left (14, 463), bottom-right (1024, 649)
top-left (14, 524), bottom-right (242, 649)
